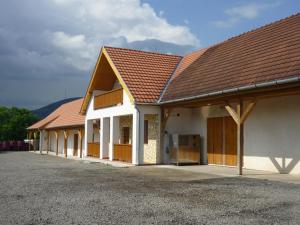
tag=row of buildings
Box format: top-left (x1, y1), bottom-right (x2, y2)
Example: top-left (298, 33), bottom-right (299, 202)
top-left (28, 13), bottom-right (300, 175)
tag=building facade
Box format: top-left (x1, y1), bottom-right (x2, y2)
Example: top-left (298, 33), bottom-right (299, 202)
top-left (29, 13), bottom-right (300, 175)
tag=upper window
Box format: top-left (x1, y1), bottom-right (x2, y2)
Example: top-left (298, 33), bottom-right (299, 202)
top-left (123, 127), bottom-right (130, 144)
top-left (144, 120), bottom-right (148, 144)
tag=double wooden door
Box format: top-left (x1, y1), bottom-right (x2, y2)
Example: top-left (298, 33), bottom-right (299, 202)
top-left (207, 117), bottom-right (237, 166)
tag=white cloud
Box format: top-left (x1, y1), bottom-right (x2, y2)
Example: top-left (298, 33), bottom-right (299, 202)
top-left (213, 17), bottom-right (239, 28)
top-left (51, 0), bottom-right (199, 46)
top-left (51, 32), bottom-right (87, 50)
top-left (226, 3), bottom-right (265, 19)
top-left (0, 0), bottom-right (199, 108)
top-left (49, 31), bottom-right (97, 70)
top-left (213, 2), bottom-right (281, 28)
top-left (46, 0), bottom-right (200, 71)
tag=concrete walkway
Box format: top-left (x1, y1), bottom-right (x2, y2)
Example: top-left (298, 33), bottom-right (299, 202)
top-left (155, 164), bottom-right (300, 184)
top-left (30, 150), bottom-right (132, 168)
top-left (30, 151), bottom-right (299, 184)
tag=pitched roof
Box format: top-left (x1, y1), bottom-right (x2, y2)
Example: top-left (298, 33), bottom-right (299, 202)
top-left (161, 13), bottom-right (300, 102)
top-left (105, 46), bottom-right (182, 103)
top-left (28, 98), bottom-right (84, 130)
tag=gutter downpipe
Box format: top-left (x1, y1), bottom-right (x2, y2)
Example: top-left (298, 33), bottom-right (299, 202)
top-left (158, 76), bottom-right (300, 105)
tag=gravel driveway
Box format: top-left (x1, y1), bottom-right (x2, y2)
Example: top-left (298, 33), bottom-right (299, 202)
top-left (0, 151), bottom-right (299, 225)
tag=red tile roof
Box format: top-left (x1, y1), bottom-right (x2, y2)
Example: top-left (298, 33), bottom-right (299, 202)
top-left (28, 98), bottom-right (84, 130)
top-left (105, 46), bottom-right (182, 103)
top-left (161, 13), bottom-right (300, 102)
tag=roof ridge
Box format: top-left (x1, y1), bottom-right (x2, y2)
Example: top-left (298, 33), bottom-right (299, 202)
top-left (211, 12), bottom-right (300, 48)
top-left (157, 57), bottom-right (184, 103)
top-left (104, 45), bottom-right (183, 58)
top-left (184, 47), bottom-right (208, 56)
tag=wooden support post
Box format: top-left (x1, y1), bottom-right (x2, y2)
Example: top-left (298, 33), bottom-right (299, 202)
top-left (225, 100), bottom-right (256, 175)
top-left (55, 131), bottom-right (58, 156)
top-left (237, 101), bottom-right (244, 175)
top-left (240, 102), bottom-right (256, 124)
top-left (78, 129), bottom-right (84, 158)
top-left (63, 130), bottom-right (68, 157)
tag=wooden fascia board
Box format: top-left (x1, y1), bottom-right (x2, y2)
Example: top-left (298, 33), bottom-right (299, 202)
top-left (102, 47), bottom-right (135, 104)
top-left (45, 125), bottom-right (84, 131)
top-left (80, 47), bottom-right (135, 114)
top-left (80, 48), bottom-right (104, 115)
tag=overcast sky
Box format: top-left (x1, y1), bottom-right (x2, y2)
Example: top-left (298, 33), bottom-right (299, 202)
top-left (0, 0), bottom-right (299, 109)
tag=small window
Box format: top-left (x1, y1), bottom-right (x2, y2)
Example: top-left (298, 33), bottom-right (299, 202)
top-left (123, 127), bottom-right (130, 144)
top-left (144, 120), bottom-right (148, 144)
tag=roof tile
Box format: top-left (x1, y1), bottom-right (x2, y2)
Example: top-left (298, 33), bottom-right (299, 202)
top-left (161, 13), bottom-right (300, 102)
top-left (28, 98), bottom-right (84, 130)
top-left (105, 47), bottom-right (182, 103)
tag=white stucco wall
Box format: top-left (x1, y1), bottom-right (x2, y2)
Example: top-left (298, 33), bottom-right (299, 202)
top-left (164, 96), bottom-right (300, 174)
top-left (58, 131), bottom-right (64, 154)
top-left (46, 130), bottom-right (85, 156)
top-left (86, 89), bottom-right (135, 120)
top-left (244, 96), bottom-right (300, 174)
top-left (49, 132), bottom-right (56, 152)
top-left (165, 107), bottom-right (204, 164)
top-left (66, 130), bottom-right (81, 156)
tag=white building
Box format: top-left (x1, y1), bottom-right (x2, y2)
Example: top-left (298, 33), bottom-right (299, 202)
top-left (29, 14), bottom-right (300, 175)
top-left (28, 99), bottom-right (85, 158)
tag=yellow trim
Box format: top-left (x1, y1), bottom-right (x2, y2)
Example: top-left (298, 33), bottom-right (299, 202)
top-left (80, 47), bottom-right (135, 115)
top-left (80, 47), bottom-right (104, 114)
top-left (102, 48), bottom-right (135, 103)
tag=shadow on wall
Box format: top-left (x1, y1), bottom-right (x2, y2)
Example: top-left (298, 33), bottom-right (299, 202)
top-left (269, 157), bottom-right (299, 174)
top-left (163, 96), bottom-right (300, 174)
top-left (244, 95), bottom-right (300, 174)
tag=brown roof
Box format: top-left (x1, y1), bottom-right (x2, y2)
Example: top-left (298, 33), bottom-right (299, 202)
top-left (28, 98), bottom-right (84, 130)
top-left (105, 46), bottom-right (182, 103)
top-left (161, 13), bottom-right (300, 102)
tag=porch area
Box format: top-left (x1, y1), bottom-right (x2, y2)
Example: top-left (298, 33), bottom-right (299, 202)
top-left (85, 108), bottom-right (161, 165)
top-left (86, 115), bottom-right (135, 164)
top-left (162, 92), bottom-right (300, 175)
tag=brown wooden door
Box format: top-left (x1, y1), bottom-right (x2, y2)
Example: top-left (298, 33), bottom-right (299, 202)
top-left (73, 134), bottom-right (78, 156)
top-left (224, 117), bottom-right (237, 166)
top-left (207, 118), bottom-right (215, 164)
top-left (207, 117), bottom-right (223, 164)
top-left (207, 117), bottom-right (237, 166)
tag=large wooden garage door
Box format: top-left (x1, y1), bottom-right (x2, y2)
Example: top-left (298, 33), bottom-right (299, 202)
top-left (207, 117), bottom-right (237, 166)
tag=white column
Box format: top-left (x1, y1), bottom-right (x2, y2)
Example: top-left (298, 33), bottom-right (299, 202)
top-left (109, 116), bottom-right (119, 161)
top-left (98, 119), bottom-right (101, 159)
top-left (39, 130), bottom-right (43, 154)
top-left (100, 117), bottom-right (110, 159)
top-left (132, 107), bottom-right (144, 165)
top-left (85, 120), bottom-right (93, 157)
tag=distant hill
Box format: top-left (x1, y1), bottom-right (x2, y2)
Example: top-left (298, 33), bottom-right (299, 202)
top-left (32, 97), bottom-right (81, 119)
top-left (126, 39), bottom-right (196, 55)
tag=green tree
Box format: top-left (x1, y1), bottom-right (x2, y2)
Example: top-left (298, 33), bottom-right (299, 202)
top-left (0, 107), bottom-right (38, 141)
